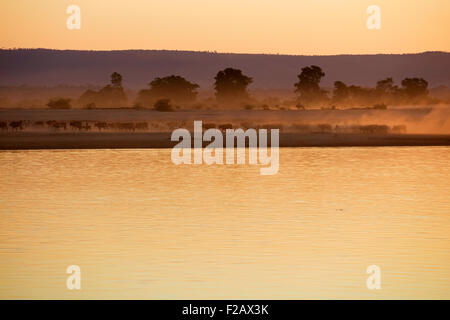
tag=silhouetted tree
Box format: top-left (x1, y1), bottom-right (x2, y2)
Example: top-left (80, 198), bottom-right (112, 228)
top-left (78, 72), bottom-right (127, 108)
top-left (348, 85), bottom-right (373, 100)
top-left (401, 77), bottom-right (428, 98)
top-left (153, 98), bottom-right (174, 112)
top-left (376, 77), bottom-right (397, 95)
top-left (376, 77), bottom-right (401, 103)
top-left (214, 68), bottom-right (253, 103)
top-left (332, 81), bottom-right (378, 107)
top-left (294, 65), bottom-right (328, 106)
top-left (111, 72), bottom-right (123, 88)
top-left (332, 81), bottom-right (349, 104)
top-left (47, 98), bottom-right (71, 109)
top-left (137, 75), bottom-right (199, 107)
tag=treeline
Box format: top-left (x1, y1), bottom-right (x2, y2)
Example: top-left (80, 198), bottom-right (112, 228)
top-left (294, 66), bottom-right (432, 108)
top-left (46, 65), bottom-right (436, 110)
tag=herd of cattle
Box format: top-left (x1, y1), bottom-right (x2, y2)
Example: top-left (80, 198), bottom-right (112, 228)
top-left (0, 120), bottom-right (406, 134)
top-left (0, 120), bottom-right (154, 132)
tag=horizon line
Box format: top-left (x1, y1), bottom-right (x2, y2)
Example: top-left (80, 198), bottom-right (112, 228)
top-left (1, 47), bottom-right (449, 57)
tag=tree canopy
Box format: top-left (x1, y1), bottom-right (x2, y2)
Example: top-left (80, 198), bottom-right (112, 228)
top-left (214, 68), bottom-right (253, 103)
top-left (47, 98), bottom-right (71, 109)
top-left (78, 72), bottom-right (127, 108)
top-left (136, 75), bottom-right (199, 107)
top-left (401, 78), bottom-right (428, 98)
top-left (294, 65), bottom-right (327, 106)
top-left (110, 72), bottom-right (123, 88)
top-left (331, 76), bottom-right (430, 107)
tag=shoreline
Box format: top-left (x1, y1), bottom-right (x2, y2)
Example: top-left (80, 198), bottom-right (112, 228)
top-left (1, 132), bottom-right (450, 150)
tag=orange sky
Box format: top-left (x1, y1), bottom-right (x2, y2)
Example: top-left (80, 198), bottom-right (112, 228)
top-left (1, 0), bottom-right (449, 55)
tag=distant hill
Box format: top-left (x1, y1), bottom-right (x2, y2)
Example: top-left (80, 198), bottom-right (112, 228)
top-left (0, 49), bottom-right (449, 90)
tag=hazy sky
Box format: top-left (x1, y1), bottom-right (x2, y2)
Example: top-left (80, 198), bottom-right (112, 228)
top-left (1, 0), bottom-right (449, 55)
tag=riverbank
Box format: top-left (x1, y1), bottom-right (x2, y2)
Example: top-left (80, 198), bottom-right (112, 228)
top-left (1, 132), bottom-right (450, 150)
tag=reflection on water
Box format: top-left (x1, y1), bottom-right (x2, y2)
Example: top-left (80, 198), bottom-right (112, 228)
top-left (0, 147), bottom-right (449, 299)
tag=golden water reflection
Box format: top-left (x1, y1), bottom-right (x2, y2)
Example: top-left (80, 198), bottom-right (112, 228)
top-left (0, 147), bottom-right (449, 299)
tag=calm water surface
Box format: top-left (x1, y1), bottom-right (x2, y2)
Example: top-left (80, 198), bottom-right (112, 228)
top-left (0, 147), bottom-right (449, 299)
